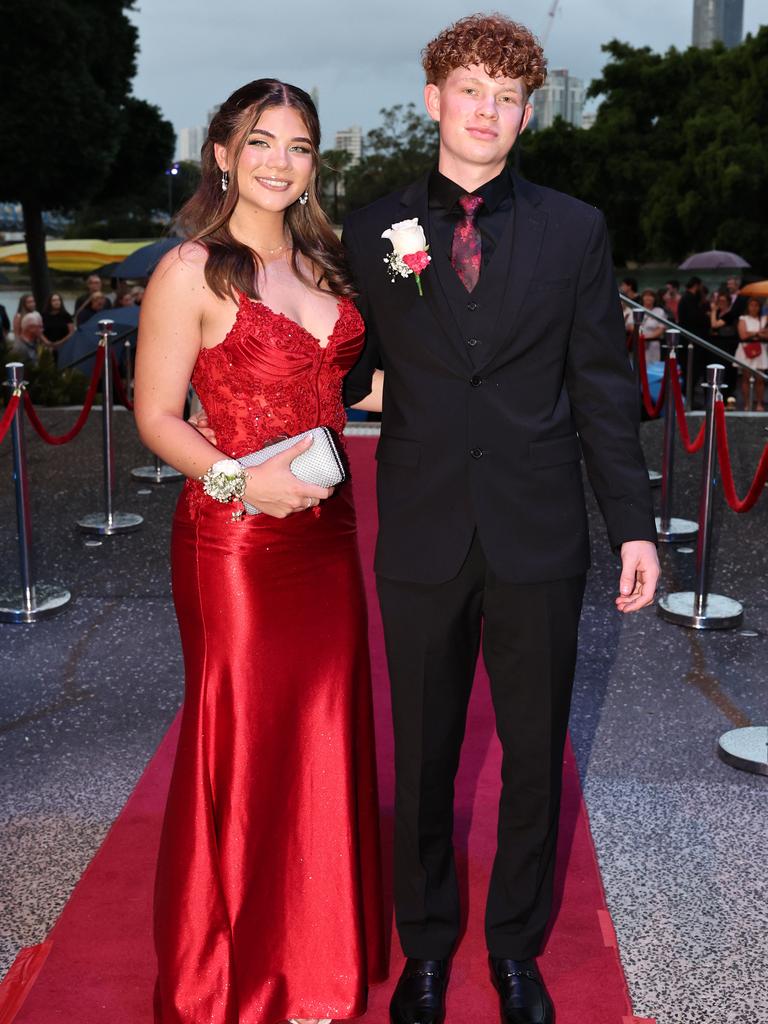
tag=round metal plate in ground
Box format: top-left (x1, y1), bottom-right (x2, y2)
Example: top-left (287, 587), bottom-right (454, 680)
top-left (77, 512), bottom-right (144, 535)
top-left (655, 516), bottom-right (699, 543)
top-left (131, 464), bottom-right (183, 484)
top-left (83, 539), bottom-right (102, 548)
top-left (648, 469), bottom-right (662, 487)
top-left (136, 489), bottom-right (152, 496)
top-left (0, 583), bottom-right (72, 623)
top-left (677, 546), bottom-right (694, 554)
top-left (738, 629), bottom-right (759, 638)
top-left (658, 591), bottom-right (744, 630)
top-left (718, 727), bottom-right (768, 776)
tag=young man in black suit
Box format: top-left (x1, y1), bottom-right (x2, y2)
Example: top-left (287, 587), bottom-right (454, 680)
top-left (343, 15), bottom-right (660, 1024)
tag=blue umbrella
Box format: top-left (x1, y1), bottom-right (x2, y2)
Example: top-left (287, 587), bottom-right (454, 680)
top-left (57, 305), bottom-right (141, 373)
top-left (116, 237), bottom-right (183, 279)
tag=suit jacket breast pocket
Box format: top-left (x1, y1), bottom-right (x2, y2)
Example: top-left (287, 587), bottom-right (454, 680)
top-left (528, 277), bottom-right (573, 293)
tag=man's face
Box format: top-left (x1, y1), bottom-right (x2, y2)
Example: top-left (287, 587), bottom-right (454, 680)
top-left (726, 277), bottom-right (739, 294)
top-left (424, 64), bottom-right (532, 180)
top-left (87, 275), bottom-right (101, 293)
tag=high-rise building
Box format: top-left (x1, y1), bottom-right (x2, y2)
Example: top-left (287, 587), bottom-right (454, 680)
top-left (310, 87), bottom-right (320, 112)
top-left (692, 0), bottom-right (743, 48)
top-left (532, 69), bottom-right (584, 130)
top-left (334, 125), bottom-right (363, 166)
top-left (177, 125), bottom-right (205, 163)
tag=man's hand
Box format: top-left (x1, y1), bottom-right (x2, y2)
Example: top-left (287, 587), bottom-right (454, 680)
top-left (188, 410), bottom-right (217, 446)
top-left (616, 540), bottom-right (660, 613)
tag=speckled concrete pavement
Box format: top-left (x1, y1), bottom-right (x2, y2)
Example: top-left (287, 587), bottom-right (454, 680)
top-left (0, 406), bottom-right (766, 1023)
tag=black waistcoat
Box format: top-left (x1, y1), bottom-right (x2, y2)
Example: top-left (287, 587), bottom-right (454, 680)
top-left (426, 204), bottom-right (516, 371)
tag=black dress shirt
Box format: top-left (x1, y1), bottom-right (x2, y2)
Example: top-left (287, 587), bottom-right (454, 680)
top-left (428, 165), bottom-right (515, 271)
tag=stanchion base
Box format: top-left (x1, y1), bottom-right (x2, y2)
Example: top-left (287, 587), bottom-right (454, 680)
top-left (655, 516), bottom-right (699, 543)
top-left (0, 584), bottom-right (72, 624)
top-left (717, 727), bottom-right (768, 776)
top-left (658, 591), bottom-right (743, 630)
top-left (77, 512), bottom-right (144, 535)
top-left (648, 469), bottom-right (662, 487)
top-left (131, 465), bottom-right (183, 484)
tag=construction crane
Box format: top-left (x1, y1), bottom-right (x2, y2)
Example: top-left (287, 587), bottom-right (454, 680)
top-left (541, 0), bottom-right (561, 48)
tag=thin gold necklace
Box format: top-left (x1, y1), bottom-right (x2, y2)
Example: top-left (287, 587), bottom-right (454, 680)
top-left (254, 239), bottom-right (291, 255)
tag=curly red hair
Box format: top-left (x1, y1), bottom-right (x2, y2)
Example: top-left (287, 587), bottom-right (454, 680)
top-left (422, 13), bottom-right (547, 94)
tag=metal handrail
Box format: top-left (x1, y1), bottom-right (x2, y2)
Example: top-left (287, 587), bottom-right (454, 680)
top-left (620, 294), bottom-right (768, 383)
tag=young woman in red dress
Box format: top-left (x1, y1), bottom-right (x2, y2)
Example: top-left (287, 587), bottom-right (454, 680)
top-left (134, 79), bottom-right (386, 1024)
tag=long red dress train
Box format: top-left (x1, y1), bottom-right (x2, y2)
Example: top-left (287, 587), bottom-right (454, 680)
top-left (154, 295), bottom-right (387, 1024)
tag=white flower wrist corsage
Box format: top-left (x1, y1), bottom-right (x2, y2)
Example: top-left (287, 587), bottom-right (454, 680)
top-left (201, 459), bottom-right (248, 504)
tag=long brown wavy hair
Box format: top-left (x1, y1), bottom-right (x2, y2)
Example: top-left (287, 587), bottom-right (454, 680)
top-left (175, 79), bottom-right (354, 300)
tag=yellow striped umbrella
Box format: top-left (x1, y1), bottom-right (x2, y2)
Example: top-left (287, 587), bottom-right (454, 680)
top-left (0, 238), bottom-right (156, 272)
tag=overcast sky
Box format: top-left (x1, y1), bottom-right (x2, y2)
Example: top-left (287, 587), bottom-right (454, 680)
top-left (128, 0), bottom-right (765, 149)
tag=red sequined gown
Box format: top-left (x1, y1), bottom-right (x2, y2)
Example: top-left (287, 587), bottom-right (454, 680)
top-left (154, 295), bottom-right (387, 1023)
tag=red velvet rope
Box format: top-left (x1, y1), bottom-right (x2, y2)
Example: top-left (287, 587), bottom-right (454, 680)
top-left (715, 400), bottom-right (768, 513)
top-left (669, 359), bottom-right (706, 454)
top-left (111, 351), bottom-right (134, 411)
top-left (635, 336), bottom-right (666, 418)
top-left (23, 345), bottom-right (105, 445)
top-left (0, 393), bottom-right (21, 444)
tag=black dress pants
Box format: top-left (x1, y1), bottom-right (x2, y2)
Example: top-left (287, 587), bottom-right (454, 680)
top-left (377, 533), bottom-right (586, 961)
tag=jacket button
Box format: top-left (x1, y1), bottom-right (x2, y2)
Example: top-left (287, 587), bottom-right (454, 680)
top-left (467, 301), bottom-right (478, 312)
top-left (470, 447), bottom-right (484, 459)
top-left (467, 337), bottom-right (479, 347)
top-left (469, 375), bottom-right (482, 387)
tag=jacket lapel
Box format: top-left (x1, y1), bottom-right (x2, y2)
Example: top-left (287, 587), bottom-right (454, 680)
top-left (476, 174), bottom-right (547, 373)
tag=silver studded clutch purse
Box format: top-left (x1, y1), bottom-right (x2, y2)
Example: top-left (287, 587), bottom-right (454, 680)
top-left (238, 426), bottom-right (346, 515)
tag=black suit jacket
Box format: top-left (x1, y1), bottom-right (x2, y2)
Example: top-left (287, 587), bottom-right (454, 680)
top-left (343, 172), bottom-right (656, 584)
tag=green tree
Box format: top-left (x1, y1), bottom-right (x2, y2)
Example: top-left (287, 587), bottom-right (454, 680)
top-left (345, 104), bottom-right (438, 211)
top-left (320, 148), bottom-right (354, 225)
top-left (519, 29), bottom-right (768, 269)
top-left (0, 1), bottom-right (174, 302)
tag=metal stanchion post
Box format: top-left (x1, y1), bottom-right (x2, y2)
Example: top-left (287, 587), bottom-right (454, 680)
top-left (131, 453), bottom-right (183, 484)
top-left (686, 342), bottom-right (695, 409)
top-left (123, 338), bottom-right (133, 404)
top-left (77, 320), bottom-right (144, 535)
top-left (658, 364), bottom-right (743, 629)
top-left (747, 373), bottom-right (755, 412)
top-left (0, 363), bottom-right (72, 622)
top-left (632, 308), bottom-right (662, 487)
top-left (655, 330), bottom-right (698, 543)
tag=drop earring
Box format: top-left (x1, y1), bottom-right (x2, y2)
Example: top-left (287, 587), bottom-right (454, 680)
top-left (299, 190), bottom-right (309, 206)
top-left (221, 171), bottom-right (229, 193)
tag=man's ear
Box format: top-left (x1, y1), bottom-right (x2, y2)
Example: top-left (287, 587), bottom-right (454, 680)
top-left (519, 102), bottom-right (534, 136)
top-left (213, 142), bottom-right (229, 172)
top-left (424, 82), bottom-right (441, 123)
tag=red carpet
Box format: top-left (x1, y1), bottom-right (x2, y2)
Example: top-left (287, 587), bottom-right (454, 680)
top-left (3, 437), bottom-right (654, 1024)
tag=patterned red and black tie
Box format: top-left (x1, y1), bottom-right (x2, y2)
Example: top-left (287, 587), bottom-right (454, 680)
top-left (451, 194), bottom-right (484, 292)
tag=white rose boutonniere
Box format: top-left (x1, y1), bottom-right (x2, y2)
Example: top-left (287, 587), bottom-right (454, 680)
top-left (381, 218), bottom-right (431, 296)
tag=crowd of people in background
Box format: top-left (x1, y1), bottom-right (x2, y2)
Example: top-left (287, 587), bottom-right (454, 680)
top-left (2, 269), bottom-right (766, 409)
top-left (0, 274), bottom-right (145, 369)
top-left (620, 274), bottom-right (768, 410)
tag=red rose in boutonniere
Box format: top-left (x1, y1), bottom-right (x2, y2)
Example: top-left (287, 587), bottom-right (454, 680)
top-left (381, 218), bottom-right (431, 296)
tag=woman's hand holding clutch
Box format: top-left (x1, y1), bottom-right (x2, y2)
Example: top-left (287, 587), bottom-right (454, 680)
top-left (242, 437), bottom-right (334, 518)
top-left (189, 412), bottom-right (332, 517)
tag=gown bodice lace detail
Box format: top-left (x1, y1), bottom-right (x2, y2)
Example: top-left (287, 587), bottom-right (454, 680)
top-left (192, 293), bottom-right (364, 458)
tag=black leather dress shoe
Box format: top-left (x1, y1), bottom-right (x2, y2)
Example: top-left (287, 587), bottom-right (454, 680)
top-left (489, 957), bottom-right (554, 1024)
top-left (389, 958), bottom-right (449, 1024)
